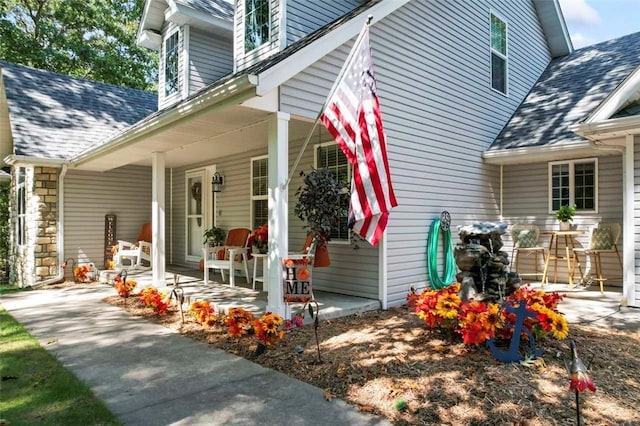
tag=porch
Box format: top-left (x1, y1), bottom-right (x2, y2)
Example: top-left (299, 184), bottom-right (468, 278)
top-left (115, 264), bottom-right (381, 321)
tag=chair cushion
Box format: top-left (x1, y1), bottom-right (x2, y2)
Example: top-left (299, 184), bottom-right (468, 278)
top-left (590, 227), bottom-right (612, 250)
top-left (215, 247), bottom-right (243, 262)
top-left (225, 228), bottom-right (250, 246)
top-left (137, 223), bottom-right (152, 243)
top-left (515, 229), bottom-right (537, 248)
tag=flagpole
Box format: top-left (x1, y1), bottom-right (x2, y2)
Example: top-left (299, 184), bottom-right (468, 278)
top-left (285, 15), bottom-right (374, 187)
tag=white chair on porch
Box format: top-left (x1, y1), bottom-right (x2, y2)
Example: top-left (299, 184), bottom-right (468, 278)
top-left (202, 228), bottom-right (251, 287)
top-left (113, 223), bottom-right (152, 270)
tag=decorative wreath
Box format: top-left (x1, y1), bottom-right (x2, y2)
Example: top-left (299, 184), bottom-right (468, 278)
top-left (191, 181), bottom-right (202, 200)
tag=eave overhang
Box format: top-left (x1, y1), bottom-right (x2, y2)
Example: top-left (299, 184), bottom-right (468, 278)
top-left (571, 115), bottom-right (640, 141)
top-left (532, 0), bottom-right (573, 57)
top-left (3, 154), bottom-right (68, 167)
top-left (482, 140), bottom-right (595, 165)
top-left (70, 74), bottom-right (258, 170)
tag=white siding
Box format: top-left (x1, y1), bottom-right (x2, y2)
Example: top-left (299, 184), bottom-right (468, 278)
top-left (168, 148), bottom-right (264, 266)
top-left (189, 28), bottom-right (233, 94)
top-left (280, 0), bottom-right (552, 306)
top-left (285, 0), bottom-right (360, 45)
top-left (235, 0), bottom-right (280, 71)
top-left (287, 136), bottom-right (380, 299)
top-left (166, 139), bottom-right (379, 299)
top-left (502, 155), bottom-right (623, 286)
top-left (64, 166), bottom-right (152, 269)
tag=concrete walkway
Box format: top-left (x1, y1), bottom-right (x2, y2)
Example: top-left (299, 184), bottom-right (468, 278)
top-left (1, 284), bottom-right (390, 426)
top-left (2, 283), bottom-right (638, 425)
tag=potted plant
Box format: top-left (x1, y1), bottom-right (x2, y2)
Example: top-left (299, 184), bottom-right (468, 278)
top-left (556, 204), bottom-right (576, 231)
top-left (251, 224), bottom-right (268, 254)
top-left (294, 168), bottom-right (349, 267)
top-left (203, 226), bottom-right (225, 246)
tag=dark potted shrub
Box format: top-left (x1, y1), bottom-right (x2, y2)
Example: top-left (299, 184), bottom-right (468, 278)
top-left (294, 168), bottom-right (349, 267)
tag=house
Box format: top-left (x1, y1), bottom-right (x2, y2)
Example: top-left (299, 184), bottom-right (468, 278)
top-left (0, 61), bottom-right (157, 286)
top-left (5, 0), bottom-right (637, 312)
top-left (484, 31), bottom-right (640, 307)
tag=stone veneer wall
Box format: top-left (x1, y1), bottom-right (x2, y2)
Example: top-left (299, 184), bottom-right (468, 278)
top-left (34, 166), bottom-right (59, 282)
top-left (9, 165), bottom-right (59, 287)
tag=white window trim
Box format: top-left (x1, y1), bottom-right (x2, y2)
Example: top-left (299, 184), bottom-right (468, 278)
top-left (16, 167), bottom-right (26, 247)
top-left (163, 29), bottom-right (180, 100)
top-left (489, 10), bottom-right (509, 96)
top-left (244, 0), bottom-right (271, 53)
top-left (314, 141), bottom-right (351, 245)
top-left (250, 155), bottom-right (268, 230)
top-left (548, 158), bottom-right (599, 214)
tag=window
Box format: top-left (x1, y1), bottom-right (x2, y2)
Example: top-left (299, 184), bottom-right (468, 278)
top-left (490, 13), bottom-right (508, 94)
top-left (549, 159), bottom-right (597, 212)
top-left (245, 0), bottom-right (270, 52)
top-left (17, 167), bottom-right (26, 246)
top-left (251, 156), bottom-right (268, 230)
top-left (315, 143), bottom-right (350, 241)
top-left (164, 31), bottom-right (179, 97)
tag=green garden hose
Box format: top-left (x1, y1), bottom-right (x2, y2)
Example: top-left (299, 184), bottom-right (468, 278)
top-left (427, 216), bottom-right (456, 289)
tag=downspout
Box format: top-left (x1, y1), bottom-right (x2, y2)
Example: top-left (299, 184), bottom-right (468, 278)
top-left (170, 168), bottom-right (173, 264)
top-left (32, 164), bottom-right (68, 287)
top-left (499, 165), bottom-right (503, 221)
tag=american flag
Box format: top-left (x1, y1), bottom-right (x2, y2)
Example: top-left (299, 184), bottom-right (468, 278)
top-left (320, 24), bottom-right (397, 247)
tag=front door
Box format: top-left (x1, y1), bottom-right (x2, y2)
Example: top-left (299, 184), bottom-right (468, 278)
top-left (186, 170), bottom-right (205, 262)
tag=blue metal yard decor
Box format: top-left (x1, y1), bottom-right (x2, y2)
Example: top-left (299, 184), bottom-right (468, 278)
top-left (487, 299), bottom-right (543, 363)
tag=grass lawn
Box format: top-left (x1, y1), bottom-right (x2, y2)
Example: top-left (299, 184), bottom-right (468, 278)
top-left (0, 307), bottom-right (120, 425)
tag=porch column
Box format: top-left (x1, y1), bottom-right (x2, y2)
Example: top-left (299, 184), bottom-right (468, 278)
top-left (152, 152), bottom-right (166, 286)
top-left (623, 136), bottom-right (635, 307)
top-left (267, 111), bottom-right (290, 316)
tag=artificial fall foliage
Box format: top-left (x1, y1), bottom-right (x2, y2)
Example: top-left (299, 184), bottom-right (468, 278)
top-left (407, 283), bottom-right (569, 346)
top-left (138, 286), bottom-right (169, 315)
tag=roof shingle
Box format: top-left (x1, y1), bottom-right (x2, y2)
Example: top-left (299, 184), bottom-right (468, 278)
top-left (488, 31), bottom-right (640, 152)
top-left (1, 61), bottom-right (157, 160)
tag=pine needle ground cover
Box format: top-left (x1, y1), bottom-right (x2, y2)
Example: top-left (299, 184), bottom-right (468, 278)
top-left (103, 292), bottom-right (640, 426)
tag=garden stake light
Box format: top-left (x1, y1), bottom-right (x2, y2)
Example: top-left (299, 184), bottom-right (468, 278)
top-left (303, 300), bottom-right (322, 363)
top-left (565, 339), bottom-right (596, 426)
top-left (166, 274), bottom-right (185, 322)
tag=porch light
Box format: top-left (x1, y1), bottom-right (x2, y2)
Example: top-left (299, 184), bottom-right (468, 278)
top-left (212, 172), bottom-right (224, 193)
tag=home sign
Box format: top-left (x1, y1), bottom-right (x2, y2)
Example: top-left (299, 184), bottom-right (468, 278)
top-left (282, 256), bottom-right (314, 303)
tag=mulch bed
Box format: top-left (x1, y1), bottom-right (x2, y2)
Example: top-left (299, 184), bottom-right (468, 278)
top-left (86, 286), bottom-right (640, 426)
top-left (38, 280), bottom-right (640, 425)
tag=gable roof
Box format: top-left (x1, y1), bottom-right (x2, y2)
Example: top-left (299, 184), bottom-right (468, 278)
top-left (0, 61), bottom-right (157, 162)
top-left (485, 31), bottom-right (640, 161)
top-left (73, 0), bottom-right (572, 170)
top-left (73, 0), bottom-right (392, 167)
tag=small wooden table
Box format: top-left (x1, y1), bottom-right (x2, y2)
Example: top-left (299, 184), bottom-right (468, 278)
top-left (252, 253), bottom-right (268, 291)
top-left (541, 230), bottom-right (585, 286)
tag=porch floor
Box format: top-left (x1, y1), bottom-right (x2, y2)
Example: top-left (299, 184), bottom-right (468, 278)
top-left (117, 264), bottom-right (381, 322)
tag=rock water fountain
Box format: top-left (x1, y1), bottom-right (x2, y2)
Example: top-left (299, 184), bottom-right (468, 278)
top-left (454, 221), bottom-right (522, 302)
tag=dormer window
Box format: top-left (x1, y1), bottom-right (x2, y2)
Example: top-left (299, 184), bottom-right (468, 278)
top-left (164, 31), bottom-right (179, 96)
top-left (245, 0), bottom-right (270, 52)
